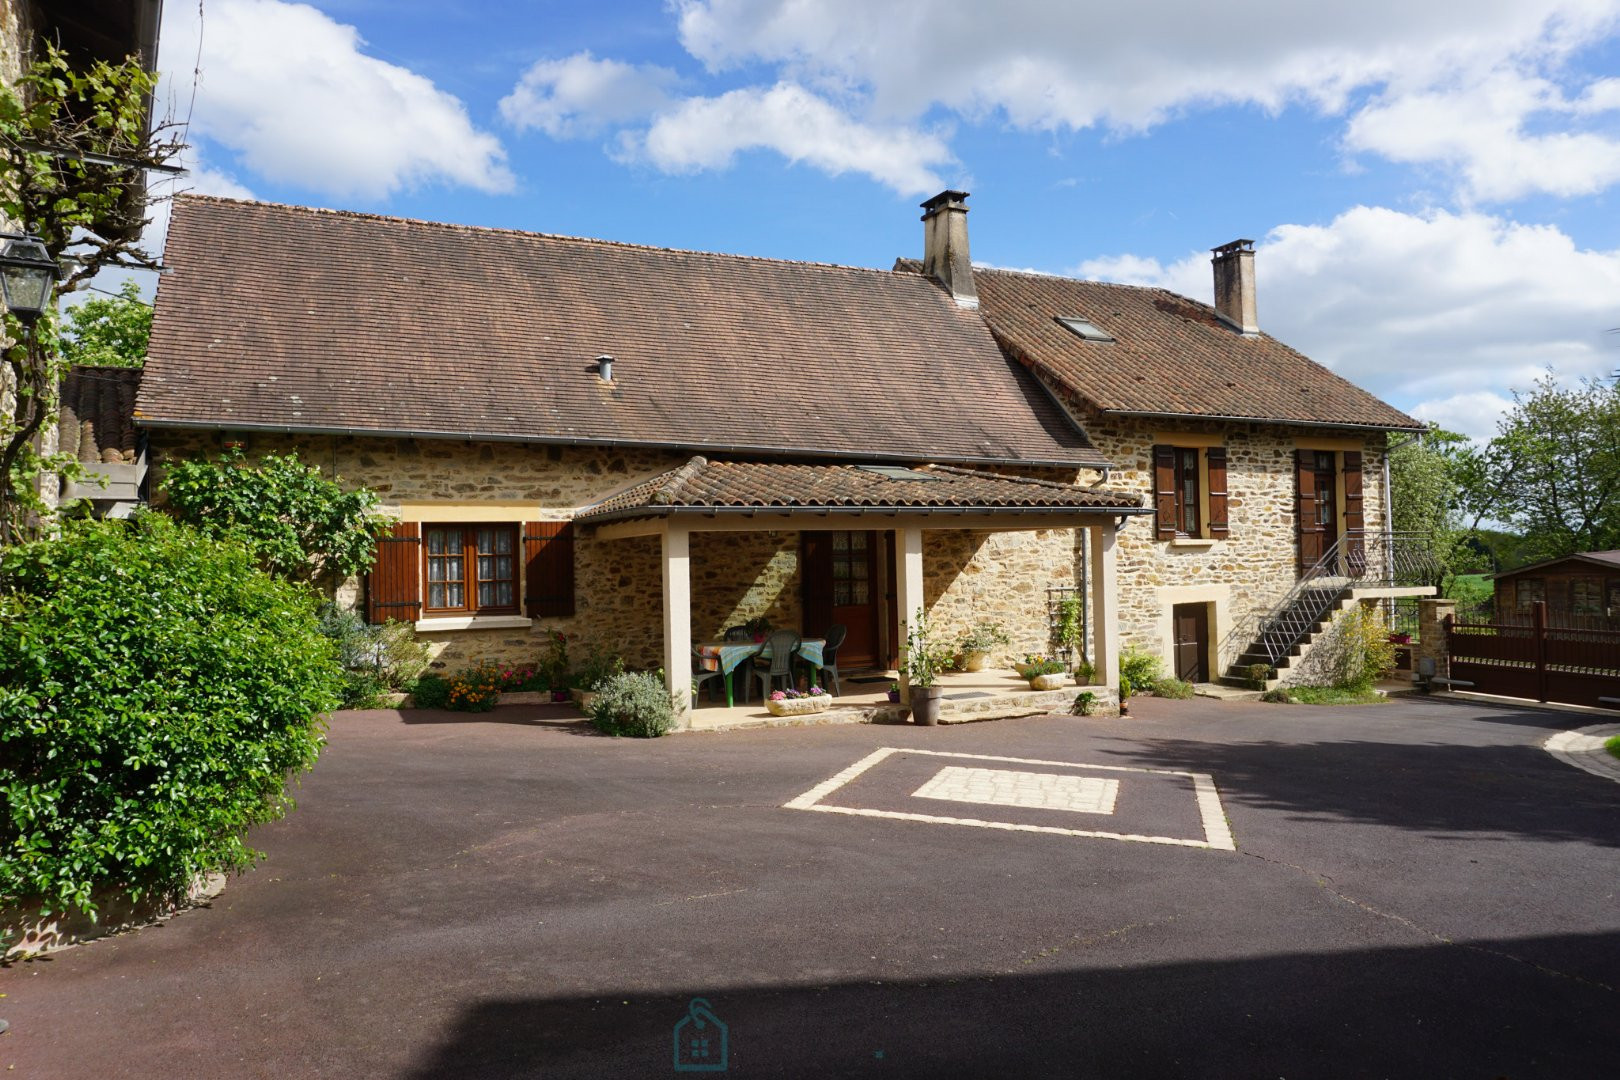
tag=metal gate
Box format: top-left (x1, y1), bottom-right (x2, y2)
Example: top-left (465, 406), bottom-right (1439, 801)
top-left (1445, 602), bottom-right (1620, 709)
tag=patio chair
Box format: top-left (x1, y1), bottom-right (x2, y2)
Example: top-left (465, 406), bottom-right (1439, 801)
top-left (816, 623), bottom-right (848, 696)
top-left (724, 625), bottom-right (752, 642)
top-left (752, 629), bottom-right (802, 703)
top-left (691, 647), bottom-right (724, 704)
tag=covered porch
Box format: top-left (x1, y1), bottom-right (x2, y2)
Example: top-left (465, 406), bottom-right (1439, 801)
top-left (576, 458), bottom-right (1148, 728)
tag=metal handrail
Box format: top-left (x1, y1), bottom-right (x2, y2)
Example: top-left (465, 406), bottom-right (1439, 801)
top-left (1223, 532), bottom-right (1439, 670)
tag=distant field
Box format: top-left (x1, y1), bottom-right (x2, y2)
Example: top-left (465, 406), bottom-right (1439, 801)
top-left (1446, 573), bottom-right (1493, 606)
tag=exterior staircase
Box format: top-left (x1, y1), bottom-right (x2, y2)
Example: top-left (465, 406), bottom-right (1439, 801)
top-left (1216, 532), bottom-right (1439, 692)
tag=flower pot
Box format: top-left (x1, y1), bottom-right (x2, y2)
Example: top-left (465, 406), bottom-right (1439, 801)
top-left (911, 685), bottom-right (944, 726)
top-left (550, 690), bottom-right (570, 703)
top-left (885, 690), bottom-right (901, 703)
top-left (766, 696), bottom-right (832, 717)
top-left (959, 650), bottom-right (989, 673)
top-left (1030, 673), bottom-right (1067, 691)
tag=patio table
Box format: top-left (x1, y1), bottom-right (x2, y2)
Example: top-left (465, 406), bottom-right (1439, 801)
top-left (695, 638), bottom-right (827, 706)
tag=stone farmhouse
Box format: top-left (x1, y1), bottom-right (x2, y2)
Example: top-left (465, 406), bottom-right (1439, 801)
top-left (135, 190), bottom-right (1429, 719)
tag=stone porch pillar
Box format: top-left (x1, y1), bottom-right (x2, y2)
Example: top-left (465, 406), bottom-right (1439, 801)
top-left (1417, 597), bottom-right (1454, 681)
top-left (661, 523), bottom-right (692, 727)
top-left (1088, 520), bottom-right (1120, 689)
top-left (894, 526), bottom-right (925, 702)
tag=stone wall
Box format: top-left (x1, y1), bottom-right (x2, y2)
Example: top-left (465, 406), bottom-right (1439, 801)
top-left (924, 527), bottom-right (1081, 665)
top-left (149, 409), bottom-right (1390, 685)
top-left (1078, 411), bottom-right (1388, 679)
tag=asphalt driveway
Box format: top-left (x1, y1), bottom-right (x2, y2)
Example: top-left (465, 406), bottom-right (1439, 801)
top-left (3, 696), bottom-right (1617, 1078)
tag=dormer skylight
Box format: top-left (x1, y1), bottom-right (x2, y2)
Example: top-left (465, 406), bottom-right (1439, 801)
top-left (858, 464), bottom-right (942, 482)
top-left (1056, 316), bottom-right (1114, 343)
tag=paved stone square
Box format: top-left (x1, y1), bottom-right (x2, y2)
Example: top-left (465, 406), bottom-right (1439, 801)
top-left (2, 695), bottom-right (1616, 1079)
top-left (912, 765), bottom-right (1121, 814)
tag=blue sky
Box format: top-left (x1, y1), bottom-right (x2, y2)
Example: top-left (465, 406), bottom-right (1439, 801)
top-left (143, 0), bottom-right (1620, 439)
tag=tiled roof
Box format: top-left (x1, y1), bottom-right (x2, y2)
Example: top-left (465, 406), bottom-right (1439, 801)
top-left (59, 366), bottom-right (141, 464)
top-left (139, 197), bottom-right (1107, 468)
top-left (576, 457), bottom-right (1145, 524)
top-left (896, 260), bottom-right (1423, 431)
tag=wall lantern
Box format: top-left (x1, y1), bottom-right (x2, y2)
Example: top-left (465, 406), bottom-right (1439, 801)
top-left (0, 232), bottom-right (59, 326)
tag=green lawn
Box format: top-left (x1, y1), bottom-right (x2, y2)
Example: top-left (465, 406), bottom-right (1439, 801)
top-left (1606, 735), bottom-right (1620, 762)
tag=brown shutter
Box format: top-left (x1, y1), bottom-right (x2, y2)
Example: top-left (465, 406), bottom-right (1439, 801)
top-left (1342, 450), bottom-right (1366, 576)
top-left (1296, 449), bottom-right (1323, 573)
top-left (366, 522), bottom-right (421, 624)
top-left (1206, 446), bottom-right (1229, 539)
top-left (1152, 445), bottom-right (1177, 540)
top-left (524, 521), bottom-right (576, 617)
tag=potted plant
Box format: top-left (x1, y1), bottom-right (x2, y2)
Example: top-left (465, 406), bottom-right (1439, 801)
top-left (955, 621), bottom-right (1010, 672)
top-left (744, 615), bottom-right (773, 643)
top-left (542, 630), bottom-right (572, 702)
top-left (1017, 653), bottom-right (1067, 690)
top-left (886, 681), bottom-right (901, 704)
top-left (1072, 658), bottom-right (1095, 686)
top-left (766, 686), bottom-right (833, 717)
top-left (1118, 674), bottom-right (1133, 717)
top-left (905, 608), bottom-right (948, 726)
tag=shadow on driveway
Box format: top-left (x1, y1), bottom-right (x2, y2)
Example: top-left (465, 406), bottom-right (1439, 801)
top-left (402, 930), bottom-right (1619, 1079)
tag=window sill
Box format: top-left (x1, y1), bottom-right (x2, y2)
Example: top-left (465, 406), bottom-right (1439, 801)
top-left (414, 615), bottom-right (534, 632)
top-left (1168, 537), bottom-right (1219, 549)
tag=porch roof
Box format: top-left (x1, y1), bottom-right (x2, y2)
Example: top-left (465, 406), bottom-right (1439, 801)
top-left (576, 457), bottom-right (1145, 526)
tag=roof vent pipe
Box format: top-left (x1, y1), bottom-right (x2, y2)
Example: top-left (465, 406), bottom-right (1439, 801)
top-left (596, 354), bottom-right (614, 382)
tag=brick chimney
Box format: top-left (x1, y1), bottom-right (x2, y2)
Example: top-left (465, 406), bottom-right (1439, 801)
top-left (921, 190), bottom-right (977, 309)
top-left (1210, 239), bottom-right (1258, 336)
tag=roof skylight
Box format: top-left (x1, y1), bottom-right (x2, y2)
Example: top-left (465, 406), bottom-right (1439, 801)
top-left (858, 465), bottom-right (942, 482)
top-left (1056, 316), bottom-right (1115, 343)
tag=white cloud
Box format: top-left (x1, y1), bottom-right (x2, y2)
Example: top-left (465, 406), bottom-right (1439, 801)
top-left (500, 53), bottom-right (678, 138)
top-left (1411, 391), bottom-right (1519, 442)
top-left (629, 83), bottom-right (954, 194)
top-left (1074, 206), bottom-right (1620, 439)
top-left (1345, 70), bottom-right (1620, 202)
top-left (663, 0), bottom-right (1620, 202)
top-left (159, 0), bottom-right (511, 199)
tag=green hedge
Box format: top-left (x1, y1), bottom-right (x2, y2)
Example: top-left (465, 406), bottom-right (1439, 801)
top-left (0, 515), bottom-right (340, 916)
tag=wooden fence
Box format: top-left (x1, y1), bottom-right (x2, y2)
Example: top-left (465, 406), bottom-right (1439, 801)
top-left (1445, 601), bottom-right (1620, 709)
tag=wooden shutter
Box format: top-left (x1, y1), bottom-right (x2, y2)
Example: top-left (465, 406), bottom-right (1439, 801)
top-left (367, 522), bottom-right (422, 624)
top-left (1342, 450), bottom-right (1366, 576)
top-left (1152, 445), bottom-right (1177, 540)
top-left (1296, 449), bottom-right (1323, 573)
top-left (1206, 446), bottom-right (1229, 539)
top-left (524, 521), bottom-right (576, 617)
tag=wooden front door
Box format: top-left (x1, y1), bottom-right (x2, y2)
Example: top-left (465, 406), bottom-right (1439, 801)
top-left (801, 530), bottom-right (880, 668)
top-left (1172, 603), bottom-right (1209, 683)
top-left (1312, 451), bottom-right (1339, 555)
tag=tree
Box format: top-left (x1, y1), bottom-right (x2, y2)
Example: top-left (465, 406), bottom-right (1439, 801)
top-left (59, 279), bottom-right (150, 367)
top-left (0, 43), bottom-right (182, 543)
top-left (1388, 424), bottom-right (1487, 587)
top-left (160, 447), bottom-right (393, 589)
top-left (1470, 372), bottom-right (1620, 561)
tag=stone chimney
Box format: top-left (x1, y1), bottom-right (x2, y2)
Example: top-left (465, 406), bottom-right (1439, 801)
top-left (921, 190), bottom-right (977, 309)
top-left (1210, 239), bottom-right (1258, 336)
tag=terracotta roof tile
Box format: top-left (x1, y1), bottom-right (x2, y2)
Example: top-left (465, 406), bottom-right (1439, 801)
top-left (140, 197), bottom-right (1107, 468)
top-left (59, 366), bottom-right (141, 464)
top-left (895, 260), bottom-right (1422, 431)
top-left (577, 457), bottom-right (1144, 524)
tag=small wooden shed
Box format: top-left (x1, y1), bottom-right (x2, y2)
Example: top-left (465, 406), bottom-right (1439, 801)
top-left (1492, 551), bottom-right (1620, 620)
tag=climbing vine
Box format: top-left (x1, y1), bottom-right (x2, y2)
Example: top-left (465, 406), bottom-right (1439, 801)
top-left (0, 42), bottom-right (183, 543)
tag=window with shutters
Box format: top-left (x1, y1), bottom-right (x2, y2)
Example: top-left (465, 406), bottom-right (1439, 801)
top-left (1152, 444), bottom-right (1228, 542)
top-left (422, 524), bottom-right (519, 615)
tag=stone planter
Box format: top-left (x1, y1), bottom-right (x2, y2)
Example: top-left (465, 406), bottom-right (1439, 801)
top-left (570, 688), bottom-right (598, 711)
top-left (4, 872), bottom-right (226, 958)
top-left (911, 685), bottom-right (944, 726)
top-left (1030, 673), bottom-right (1067, 691)
top-left (766, 696), bottom-right (833, 717)
top-left (959, 650), bottom-right (989, 673)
